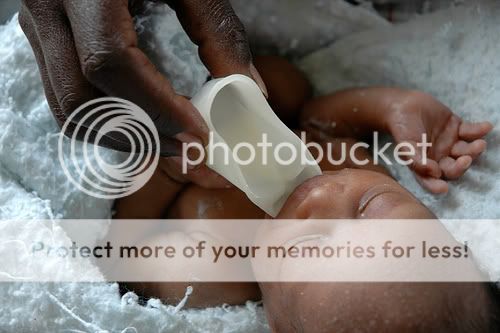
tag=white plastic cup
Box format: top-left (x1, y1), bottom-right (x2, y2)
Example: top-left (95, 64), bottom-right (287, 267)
top-left (191, 74), bottom-right (321, 217)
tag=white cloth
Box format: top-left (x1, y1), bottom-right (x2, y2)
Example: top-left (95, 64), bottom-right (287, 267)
top-left (299, 0), bottom-right (500, 280)
top-left (231, 0), bottom-right (389, 58)
top-left (0, 0), bottom-right (498, 331)
top-left (0, 6), bottom-right (266, 333)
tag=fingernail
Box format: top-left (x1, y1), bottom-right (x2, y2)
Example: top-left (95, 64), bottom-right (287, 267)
top-left (249, 63), bottom-right (269, 99)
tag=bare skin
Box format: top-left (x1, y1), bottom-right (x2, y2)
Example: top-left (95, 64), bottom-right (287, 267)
top-left (302, 88), bottom-right (493, 193)
top-left (114, 56), bottom-right (494, 317)
top-left (256, 171), bottom-right (491, 333)
top-left (19, 0), bottom-right (267, 188)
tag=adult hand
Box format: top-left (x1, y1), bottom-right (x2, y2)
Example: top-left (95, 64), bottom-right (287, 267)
top-left (18, 0), bottom-right (267, 167)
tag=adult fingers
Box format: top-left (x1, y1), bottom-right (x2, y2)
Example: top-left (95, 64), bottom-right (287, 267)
top-left (18, 5), bottom-right (64, 125)
top-left (63, 0), bottom-right (208, 149)
top-left (23, 2), bottom-right (171, 154)
top-left (167, 0), bottom-right (268, 97)
top-left (20, 5), bottom-right (119, 149)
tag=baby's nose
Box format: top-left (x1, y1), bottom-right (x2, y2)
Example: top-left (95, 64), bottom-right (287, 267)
top-left (277, 174), bottom-right (360, 219)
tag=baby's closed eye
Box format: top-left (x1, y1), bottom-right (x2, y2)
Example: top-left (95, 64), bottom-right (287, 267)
top-left (358, 184), bottom-right (410, 218)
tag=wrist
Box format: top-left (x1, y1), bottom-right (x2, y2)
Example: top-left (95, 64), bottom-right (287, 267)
top-left (382, 88), bottom-right (416, 134)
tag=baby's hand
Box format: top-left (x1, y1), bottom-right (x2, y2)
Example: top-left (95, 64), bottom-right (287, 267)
top-left (388, 91), bottom-right (493, 194)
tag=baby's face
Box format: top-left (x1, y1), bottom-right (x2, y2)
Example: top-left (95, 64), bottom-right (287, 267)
top-left (259, 170), bottom-right (492, 333)
top-left (277, 169), bottom-right (435, 220)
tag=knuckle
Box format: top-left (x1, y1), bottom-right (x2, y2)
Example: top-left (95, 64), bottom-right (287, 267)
top-left (58, 92), bottom-right (81, 117)
top-left (81, 42), bottom-right (129, 82)
top-left (213, 10), bottom-right (245, 38)
top-left (207, 1), bottom-right (250, 60)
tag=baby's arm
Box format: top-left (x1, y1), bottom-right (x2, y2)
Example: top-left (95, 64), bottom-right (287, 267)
top-left (114, 159), bottom-right (185, 219)
top-left (301, 88), bottom-right (493, 193)
top-left (301, 87), bottom-right (403, 139)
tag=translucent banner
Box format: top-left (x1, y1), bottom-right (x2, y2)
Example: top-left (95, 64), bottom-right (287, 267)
top-left (0, 219), bottom-right (497, 282)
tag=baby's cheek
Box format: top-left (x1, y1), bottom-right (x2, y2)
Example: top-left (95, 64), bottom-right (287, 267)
top-left (168, 186), bottom-right (264, 219)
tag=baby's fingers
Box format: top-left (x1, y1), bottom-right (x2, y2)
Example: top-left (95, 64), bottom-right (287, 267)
top-left (415, 175), bottom-right (449, 194)
top-left (459, 121), bottom-right (493, 141)
top-left (451, 140), bottom-right (487, 159)
top-left (439, 156), bottom-right (473, 180)
top-left (406, 141), bottom-right (441, 178)
top-left (411, 158), bottom-right (441, 179)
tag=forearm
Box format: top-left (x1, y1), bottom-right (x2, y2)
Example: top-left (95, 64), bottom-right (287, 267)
top-left (300, 87), bottom-right (408, 139)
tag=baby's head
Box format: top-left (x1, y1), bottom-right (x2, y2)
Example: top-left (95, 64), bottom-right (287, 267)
top-left (259, 170), bottom-right (500, 332)
top-left (262, 281), bottom-right (500, 332)
top-left (277, 169), bottom-right (436, 220)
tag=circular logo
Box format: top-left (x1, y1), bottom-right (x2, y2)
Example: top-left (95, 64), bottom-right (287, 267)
top-left (58, 97), bottom-right (160, 200)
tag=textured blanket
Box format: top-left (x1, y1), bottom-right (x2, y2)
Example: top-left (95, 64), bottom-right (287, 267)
top-left (0, 0), bottom-right (496, 332)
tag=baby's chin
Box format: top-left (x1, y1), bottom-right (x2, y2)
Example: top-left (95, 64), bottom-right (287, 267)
top-left (275, 169), bottom-right (435, 220)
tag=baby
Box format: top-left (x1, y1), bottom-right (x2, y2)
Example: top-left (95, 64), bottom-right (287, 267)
top-left (115, 56), bottom-right (497, 331)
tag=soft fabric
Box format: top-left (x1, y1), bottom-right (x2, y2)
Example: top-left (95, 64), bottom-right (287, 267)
top-left (230, 0), bottom-right (389, 58)
top-left (0, 0), bottom-right (497, 331)
top-left (0, 5), bottom-right (266, 332)
top-left (299, 0), bottom-right (500, 280)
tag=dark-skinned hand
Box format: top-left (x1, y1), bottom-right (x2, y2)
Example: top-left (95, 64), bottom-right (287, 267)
top-left (19, 0), bottom-right (267, 188)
